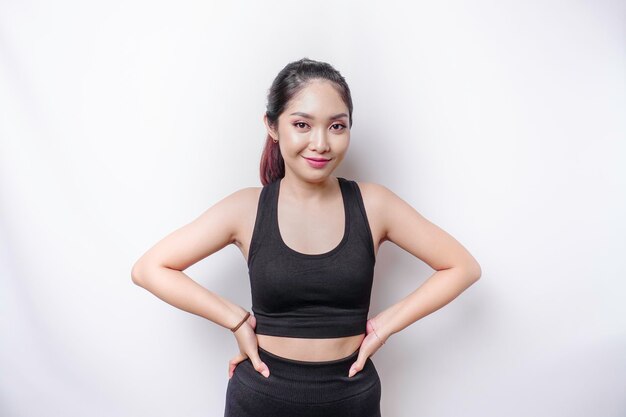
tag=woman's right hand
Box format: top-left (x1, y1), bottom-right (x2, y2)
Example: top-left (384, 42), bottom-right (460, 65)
top-left (228, 313), bottom-right (270, 379)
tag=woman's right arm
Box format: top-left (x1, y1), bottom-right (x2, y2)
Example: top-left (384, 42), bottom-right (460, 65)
top-left (130, 187), bottom-right (253, 329)
top-left (130, 187), bottom-right (271, 378)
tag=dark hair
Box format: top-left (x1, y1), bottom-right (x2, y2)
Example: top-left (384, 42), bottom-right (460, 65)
top-left (259, 57), bottom-right (353, 185)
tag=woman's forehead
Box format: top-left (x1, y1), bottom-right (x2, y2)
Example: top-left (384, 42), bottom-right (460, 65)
top-left (284, 82), bottom-right (348, 116)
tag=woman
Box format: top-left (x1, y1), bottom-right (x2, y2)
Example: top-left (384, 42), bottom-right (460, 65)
top-left (131, 57), bottom-right (481, 416)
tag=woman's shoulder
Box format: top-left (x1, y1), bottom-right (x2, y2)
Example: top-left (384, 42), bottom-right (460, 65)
top-left (351, 179), bottom-right (392, 204)
top-left (351, 179), bottom-right (416, 218)
top-left (349, 179), bottom-right (390, 223)
top-left (221, 185), bottom-right (263, 207)
top-left (205, 185), bottom-right (263, 225)
top-left (209, 185), bottom-right (263, 246)
top-left (349, 179), bottom-right (426, 249)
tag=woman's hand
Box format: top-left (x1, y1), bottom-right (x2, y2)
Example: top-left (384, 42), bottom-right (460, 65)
top-left (348, 317), bottom-right (387, 378)
top-left (228, 313), bottom-right (270, 379)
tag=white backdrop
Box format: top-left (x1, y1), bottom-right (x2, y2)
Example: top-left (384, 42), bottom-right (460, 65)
top-left (1, 1), bottom-right (624, 416)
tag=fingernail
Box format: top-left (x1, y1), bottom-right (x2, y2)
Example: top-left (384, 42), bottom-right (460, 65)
top-left (262, 369), bottom-right (269, 378)
top-left (348, 368), bottom-right (355, 377)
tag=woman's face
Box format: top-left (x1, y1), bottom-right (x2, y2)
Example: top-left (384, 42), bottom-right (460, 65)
top-left (264, 79), bottom-right (350, 183)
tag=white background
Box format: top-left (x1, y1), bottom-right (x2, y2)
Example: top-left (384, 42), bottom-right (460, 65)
top-left (1, 1), bottom-right (625, 416)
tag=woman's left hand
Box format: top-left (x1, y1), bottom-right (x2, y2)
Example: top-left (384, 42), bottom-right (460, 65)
top-left (348, 317), bottom-right (387, 378)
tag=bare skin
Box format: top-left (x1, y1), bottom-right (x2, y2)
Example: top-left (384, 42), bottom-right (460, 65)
top-left (131, 79), bottom-right (481, 381)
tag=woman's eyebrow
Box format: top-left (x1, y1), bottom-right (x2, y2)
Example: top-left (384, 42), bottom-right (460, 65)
top-left (289, 112), bottom-right (348, 120)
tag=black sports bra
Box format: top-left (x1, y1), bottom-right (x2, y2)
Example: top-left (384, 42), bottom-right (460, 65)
top-left (247, 177), bottom-right (376, 338)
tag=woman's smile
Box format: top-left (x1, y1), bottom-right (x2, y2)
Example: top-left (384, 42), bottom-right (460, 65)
top-left (303, 155), bottom-right (332, 168)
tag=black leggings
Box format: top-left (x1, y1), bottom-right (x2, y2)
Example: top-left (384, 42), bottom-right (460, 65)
top-left (224, 346), bottom-right (382, 417)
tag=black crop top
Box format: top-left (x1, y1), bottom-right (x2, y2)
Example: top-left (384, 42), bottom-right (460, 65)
top-left (247, 176), bottom-right (376, 338)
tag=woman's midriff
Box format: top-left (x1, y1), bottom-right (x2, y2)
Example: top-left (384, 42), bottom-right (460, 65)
top-left (257, 333), bottom-right (365, 361)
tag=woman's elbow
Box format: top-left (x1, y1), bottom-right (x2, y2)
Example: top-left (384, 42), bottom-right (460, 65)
top-left (468, 261), bottom-right (482, 281)
top-left (131, 261), bottom-right (148, 286)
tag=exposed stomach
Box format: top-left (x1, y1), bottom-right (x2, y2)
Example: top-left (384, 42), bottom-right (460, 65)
top-left (257, 333), bottom-right (365, 361)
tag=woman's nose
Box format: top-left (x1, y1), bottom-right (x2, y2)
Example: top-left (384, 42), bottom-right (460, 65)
top-left (309, 129), bottom-right (330, 151)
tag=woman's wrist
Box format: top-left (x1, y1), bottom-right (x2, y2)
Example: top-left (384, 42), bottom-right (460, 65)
top-left (371, 315), bottom-right (393, 344)
top-left (222, 308), bottom-right (246, 331)
top-left (230, 311), bottom-right (250, 333)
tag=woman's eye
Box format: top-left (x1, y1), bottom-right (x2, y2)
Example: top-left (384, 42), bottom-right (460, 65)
top-left (293, 122), bottom-right (346, 130)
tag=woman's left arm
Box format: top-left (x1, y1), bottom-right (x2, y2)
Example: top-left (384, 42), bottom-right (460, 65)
top-left (349, 183), bottom-right (481, 377)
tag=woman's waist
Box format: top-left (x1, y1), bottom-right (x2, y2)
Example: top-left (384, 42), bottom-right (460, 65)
top-left (256, 333), bottom-right (365, 362)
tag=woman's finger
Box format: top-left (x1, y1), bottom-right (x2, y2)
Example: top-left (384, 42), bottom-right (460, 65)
top-left (348, 332), bottom-right (383, 377)
top-left (348, 348), bottom-right (369, 378)
top-left (228, 352), bottom-right (247, 379)
top-left (247, 350), bottom-right (270, 378)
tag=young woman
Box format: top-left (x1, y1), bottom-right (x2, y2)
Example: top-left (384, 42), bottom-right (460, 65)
top-left (131, 57), bottom-right (481, 416)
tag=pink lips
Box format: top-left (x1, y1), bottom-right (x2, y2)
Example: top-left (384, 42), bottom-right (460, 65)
top-left (303, 156), bottom-right (331, 168)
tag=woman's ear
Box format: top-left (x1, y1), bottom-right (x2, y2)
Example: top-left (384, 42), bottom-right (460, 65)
top-left (263, 114), bottom-right (278, 141)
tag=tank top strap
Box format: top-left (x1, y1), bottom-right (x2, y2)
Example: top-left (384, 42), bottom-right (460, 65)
top-left (338, 177), bottom-right (376, 262)
top-left (247, 179), bottom-right (279, 267)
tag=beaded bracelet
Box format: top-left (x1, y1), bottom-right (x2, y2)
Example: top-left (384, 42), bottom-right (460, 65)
top-left (230, 311), bottom-right (250, 333)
